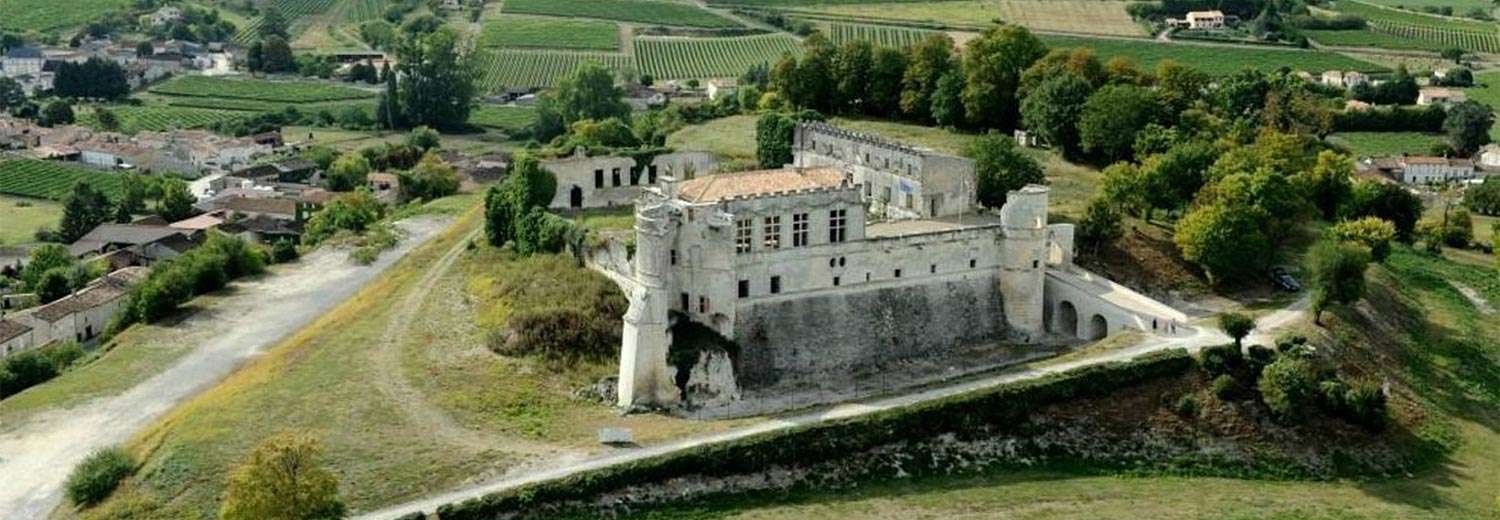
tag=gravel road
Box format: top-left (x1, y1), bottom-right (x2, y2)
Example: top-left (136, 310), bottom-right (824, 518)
top-left (0, 217), bottom-right (450, 520)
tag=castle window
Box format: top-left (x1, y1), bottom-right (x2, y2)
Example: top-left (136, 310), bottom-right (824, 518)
top-left (828, 209), bottom-right (847, 243)
top-left (699, 296), bottom-right (709, 313)
top-left (594, 169), bottom-right (604, 188)
top-left (792, 213), bottom-right (809, 247)
top-left (833, 276), bottom-right (841, 286)
top-left (866, 272), bottom-right (871, 282)
top-left (735, 219), bottom-right (753, 254)
top-left (930, 264), bottom-right (936, 274)
top-left (1033, 260), bottom-right (1039, 268)
top-left (611, 168), bottom-right (621, 187)
top-left (763, 215), bottom-right (781, 249)
top-left (648, 165), bottom-right (658, 184)
top-left (894, 269), bottom-right (902, 278)
top-left (670, 249), bottom-right (678, 265)
top-left (969, 259), bottom-right (976, 269)
top-left (770, 276), bottom-right (781, 294)
top-left (840, 257), bottom-right (846, 267)
top-left (864, 183), bottom-right (871, 197)
top-left (904, 193), bottom-right (913, 208)
top-left (738, 280), bottom-right (749, 298)
top-left (680, 292), bottom-right (689, 311)
top-left (630, 167), bottom-right (641, 186)
top-left (828, 258), bottom-right (836, 268)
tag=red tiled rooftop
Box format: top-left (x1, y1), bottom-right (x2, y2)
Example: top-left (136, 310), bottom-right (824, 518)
top-left (677, 167), bottom-right (845, 203)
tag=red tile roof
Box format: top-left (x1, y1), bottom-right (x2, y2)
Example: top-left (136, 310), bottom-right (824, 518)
top-left (677, 167), bottom-right (845, 203)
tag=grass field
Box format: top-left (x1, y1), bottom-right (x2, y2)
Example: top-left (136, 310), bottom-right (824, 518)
top-left (821, 22), bottom-right (935, 48)
top-left (1330, 131), bottom-right (1446, 157)
top-left (1461, 70), bottom-right (1500, 140)
top-left (793, 0), bottom-right (1145, 37)
top-left (149, 76), bottom-right (376, 103)
top-left (1326, 0), bottom-right (1500, 53)
top-left (468, 105), bottom-right (537, 133)
top-left (1040, 35), bottom-right (1388, 75)
top-left (0, 195), bottom-right (60, 245)
top-left (635, 34), bottom-right (802, 79)
top-left (80, 105), bottom-right (250, 133)
top-left (0, 160), bottom-right (123, 201)
top-left (0, 0), bottom-right (131, 32)
top-left (479, 15), bottom-right (620, 51)
top-left (502, 0), bottom-right (741, 28)
top-left (1305, 28), bottom-right (1452, 52)
top-left (234, 0), bottom-right (340, 43)
top-left (1364, 0), bottom-right (1493, 9)
top-left (473, 49), bottom-right (635, 90)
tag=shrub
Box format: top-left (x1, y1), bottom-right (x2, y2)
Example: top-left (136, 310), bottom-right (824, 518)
top-left (271, 239), bottom-right (299, 263)
top-left (1197, 343), bottom-right (1243, 375)
top-left (1212, 373), bottom-right (1241, 400)
top-left (1217, 312), bottom-right (1255, 347)
top-left (1, 350), bottom-right (59, 398)
top-left (500, 307), bottom-right (618, 362)
top-left (1318, 379), bottom-right (1348, 410)
top-left (1342, 380), bottom-right (1388, 431)
top-left (65, 447), bottom-right (134, 506)
top-left (1175, 394), bottom-right (1199, 417)
top-left (44, 341), bottom-right (85, 370)
top-left (1258, 355), bottom-right (1320, 422)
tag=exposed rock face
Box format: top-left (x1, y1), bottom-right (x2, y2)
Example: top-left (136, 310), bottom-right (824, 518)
top-left (685, 350), bottom-right (740, 408)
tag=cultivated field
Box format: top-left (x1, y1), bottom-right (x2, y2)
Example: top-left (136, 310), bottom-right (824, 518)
top-left (469, 105), bottom-right (538, 133)
top-left (234, 0), bottom-right (341, 43)
top-left (822, 22), bottom-right (935, 48)
top-left (480, 16), bottom-right (620, 51)
top-left (789, 0), bottom-right (1146, 37)
top-left (81, 106), bottom-right (250, 133)
top-left (0, 194), bottom-right (61, 245)
top-left (347, 0), bottom-right (391, 22)
top-left (636, 34), bottom-right (801, 79)
top-left (0, 0), bottom-right (131, 32)
top-left (1040, 35), bottom-right (1388, 75)
top-left (473, 50), bottom-right (635, 90)
top-left (1323, 0), bottom-right (1500, 53)
top-left (502, 0), bottom-right (742, 28)
top-left (149, 76), bottom-right (376, 103)
top-left (0, 160), bottom-right (123, 201)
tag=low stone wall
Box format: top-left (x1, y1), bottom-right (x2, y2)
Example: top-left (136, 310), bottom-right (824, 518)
top-left (733, 273), bottom-right (1006, 389)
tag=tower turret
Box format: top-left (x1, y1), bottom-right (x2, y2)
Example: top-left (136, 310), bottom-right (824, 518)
top-left (997, 185), bottom-right (1049, 342)
top-left (617, 201), bottom-right (681, 407)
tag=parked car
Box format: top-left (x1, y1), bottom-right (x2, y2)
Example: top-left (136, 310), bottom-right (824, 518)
top-left (1271, 267), bottom-right (1301, 292)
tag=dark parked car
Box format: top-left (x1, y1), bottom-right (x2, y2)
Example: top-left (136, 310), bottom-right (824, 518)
top-left (1271, 267), bottom-right (1301, 292)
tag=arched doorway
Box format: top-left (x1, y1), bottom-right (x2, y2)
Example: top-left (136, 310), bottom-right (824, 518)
top-left (570, 185), bottom-right (584, 208)
top-left (1087, 314), bottom-right (1108, 340)
top-left (1056, 301), bottom-right (1078, 338)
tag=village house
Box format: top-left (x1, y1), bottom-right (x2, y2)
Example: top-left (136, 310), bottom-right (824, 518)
top-left (68, 224), bottom-right (203, 264)
top-left (1397, 156), bottom-right (1478, 184)
top-left (1478, 145), bottom-right (1500, 169)
top-left (4, 267), bottom-right (149, 356)
top-left (1169, 10), bottom-right (1227, 29)
top-left (1321, 70), bottom-right (1369, 89)
top-left (148, 6), bottom-right (184, 26)
top-left (0, 46), bottom-right (46, 77)
top-left (706, 79), bottom-right (738, 101)
top-left (1418, 87), bottom-right (1467, 106)
top-left (0, 318), bottom-right (35, 357)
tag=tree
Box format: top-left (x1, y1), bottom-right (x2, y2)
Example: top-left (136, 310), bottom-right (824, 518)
top-left (405, 126), bottom-right (440, 151)
top-left (398, 153), bottom-right (459, 201)
top-left (1259, 355), bottom-right (1319, 422)
top-left (155, 179), bottom-right (196, 222)
top-left (1466, 176), bottom-right (1500, 216)
top-left (929, 70), bottom-right (965, 128)
top-left (1078, 84), bottom-right (1160, 163)
top-left (1218, 312), bottom-right (1255, 348)
top-left (94, 108), bottom-right (120, 132)
top-left (1099, 161), bottom-right (1148, 218)
top-left (36, 268), bottom-right (73, 304)
top-left (1017, 47), bottom-right (1106, 99)
top-left (1298, 150), bottom-right (1353, 220)
top-left (546, 61), bottom-right (627, 132)
top-left (376, 62), bottom-right (401, 130)
top-left (1019, 73), bottom-right (1092, 158)
top-left (899, 33), bottom-right (955, 122)
top-left (755, 112), bottom-right (797, 168)
top-left (261, 35), bottom-right (294, 73)
top-left (508, 154), bottom-right (557, 209)
top-left (260, 7), bottom-right (288, 38)
top-left (135, 40), bottom-right (154, 57)
top-left (0, 77), bottom-right (25, 112)
top-left (246, 40), bottom-right (264, 73)
top-left (1305, 238), bottom-right (1371, 324)
top-left (1174, 201), bottom-right (1272, 285)
top-left (59, 182), bottom-right (111, 243)
top-left (867, 47), bottom-right (907, 117)
top-left (1329, 216), bottom-right (1397, 262)
top-left (303, 190), bottom-right (386, 244)
top-left (1154, 60), bottom-right (1210, 116)
top-left (834, 40), bottom-right (874, 113)
top-left (19, 244), bottom-right (75, 291)
top-left (964, 133), bottom-right (1044, 209)
top-left (960, 24), bottom-right (1046, 129)
top-left (395, 28), bottom-right (476, 131)
top-left (1442, 100), bottom-right (1493, 156)
top-left (1343, 179), bottom-right (1424, 241)
top-left (326, 153), bottom-right (371, 192)
top-left (1441, 47), bottom-right (1465, 64)
top-left (484, 183), bottom-right (520, 246)
top-left (220, 433), bottom-right (345, 520)
top-left (1137, 140), bottom-right (1216, 214)
top-left (41, 100), bottom-right (75, 127)
top-left (1076, 195), bottom-right (1121, 254)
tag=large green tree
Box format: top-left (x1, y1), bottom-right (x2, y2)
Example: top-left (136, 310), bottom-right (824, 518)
top-left (867, 47), bottom-right (907, 117)
top-left (964, 133), bottom-right (1045, 209)
top-left (327, 153), bottom-right (372, 192)
top-left (220, 433), bottom-right (345, 520)
top-left (1078, 84), bottom-right (1161, 163)
top-left (155, 179), bottom-right (197, 222)
top-left (59, 182), bottom-right (111, 243)
top-left (395, 28), bottom-right (477, 131)
top-left (1305, 238), bottom-right (1371, 324)
top-left (834, 40), bottom-right (874, 114)
top-left (1174, 200), bottom-right (1272, 285)
top-left (1019, 73), bottom-right (1092, 158)
top-left (535, 61), bottom-right (628, 142)
top-left (1343, 179), bottom-right (1424, 241)
top-left (755, 112), bottom-right (798, 168)
top-left (960, 24), bottom-right (1046, 129)
top-left (260, 36), bottom-right (294, 73)
top-left (899, 34), bottom-right (955, 123)
top-left (0, 77), bottom-right (25, 112)
top-left (1442, 100), bottom-right (1493, 156)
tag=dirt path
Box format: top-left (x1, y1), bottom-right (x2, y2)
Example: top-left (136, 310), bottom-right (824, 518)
top-left (367, 227), bottom-right (561, 456)
top-left (0, 217), bottom-right (451, 520)
top-left (355, 297), bottom-right (1309, 519)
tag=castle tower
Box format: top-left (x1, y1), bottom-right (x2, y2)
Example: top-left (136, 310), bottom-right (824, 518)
top-left (997, 185), bottom-right (1049, 342)
top-left (617, 202), bottom-right (681, 408)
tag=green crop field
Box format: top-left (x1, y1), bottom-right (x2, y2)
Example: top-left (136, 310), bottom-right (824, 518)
top-left (1040, 35), bottom-right (1388, 75)
top-left (1363, 0), bottom-right (1493, 9)
top-left (474, 50), bottom-right (635, 89)
top-left (81, 106), bottom-right (250, 133)
top-left (1304, 28), bottom-right (1450, 51)
top-left (1323, 0), bottom-right (1500, 52)
top-left (1329, 131), bottom-right (1445, 156)
top-left (480, 16), bottom-right (620, 51)
top-left (0, 0), bottom-right (131, 32)
top-left (0, 160), bottom-right (124, 201)
top-left (347, 0), bottom-right (390, 21)
top-left (822, 22), bottom-right (934, 48)
top-left (0, 194), bottom-right (61, 245)
top-left (469, 105), bottom-right (538, 133)
top-left (1334, 0), bottom-right (1496, 30)
top-left (787, 0), bottom-right (1146, 37)
top-left (235, 0), bottom-right (340, 43)
top-left (502, 0), bottom-right (742, 29)
top-left (149, 76), bottom-right (376, 103)
top-left (636, 34), bottom-right (801, 79)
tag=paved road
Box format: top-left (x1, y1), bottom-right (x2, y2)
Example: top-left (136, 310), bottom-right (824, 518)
top-left (0, 217), bottom-right (451, 520)
top-left (356, 298), bottom-right (1306, 519)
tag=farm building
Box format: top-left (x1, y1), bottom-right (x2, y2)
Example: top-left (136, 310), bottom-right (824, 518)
top-left (1418, 87), bottom-right (1466, 106)
top-left (1185, 10), bottom-right (1226, 29)
top-left (3, 267), bottom-right (149, 356)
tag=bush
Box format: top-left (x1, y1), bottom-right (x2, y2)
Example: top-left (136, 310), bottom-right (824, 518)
top-left (1212, 373), bottom-right (1241, 400)
top-left (271, 239), bottom-right (299, 263)
top-left (1258, 355), bottom-right (1320, 422)
top-left (1318, 379), bottom-right (1348, 410)
top-left (500, 307), bottom-right (620, 362)
top-left (112, 234), bottom-right (266, 331)
top-left (65, 447), bottom-right (134, 506)
top-left (1342, 380), bottom-right (1388, 431)
top-left (1, 350), bottom-right (59, 398)
top-left (1197, 343), bottom-right (1243, 375)
top-left (44, 341), bottom-right (85, 370)
top-left (1175, 394), bottom-right (1199, 417)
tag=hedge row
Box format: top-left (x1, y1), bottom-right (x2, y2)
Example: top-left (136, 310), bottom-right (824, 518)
top-left (1334, 104), bottom-right (1446, 133)
top-left (432, 348), bottom-right (1195, 519)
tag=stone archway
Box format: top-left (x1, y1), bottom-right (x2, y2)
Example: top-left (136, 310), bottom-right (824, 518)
top-left (570, 185), bottom-right (584, 208)
top-left (1056, 301), bottom-right (1078, 338)
top-left (1087, 314), bottom-right (1108, 341)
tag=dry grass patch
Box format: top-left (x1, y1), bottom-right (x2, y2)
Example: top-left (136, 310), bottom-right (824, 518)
top-left (797, 0), bottom-right (1145, 36)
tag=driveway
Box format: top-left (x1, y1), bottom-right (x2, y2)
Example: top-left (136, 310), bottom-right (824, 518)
top-left (0, 217), bottom-right (451, 520)
top-left (356, 296), bottom-right (1306, 519)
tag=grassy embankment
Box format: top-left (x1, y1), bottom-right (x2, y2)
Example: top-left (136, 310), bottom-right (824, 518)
top-left (592, 247), bottom-right (1500, 519)
top-left (667, 115), bottom-right (1101, 219)
top-left (0, 195), bottom-right (61, 245)
top-left (85, 197), bottom-right (747, 517)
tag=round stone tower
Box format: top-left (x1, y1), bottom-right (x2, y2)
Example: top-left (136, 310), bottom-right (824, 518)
top-left (616, 202), bottom-right (681, 408)
top-left (997, 185), bottom-right (1049, 342)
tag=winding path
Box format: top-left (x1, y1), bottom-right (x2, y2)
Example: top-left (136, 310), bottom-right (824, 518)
top-left (355, 296), bottom-right (1308, 519)
top-left (0, 218), bottom-right (451, 520)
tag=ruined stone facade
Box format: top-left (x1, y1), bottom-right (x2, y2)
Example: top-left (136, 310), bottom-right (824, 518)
top-left (607, 125), bottom-right (1187, 409)
top-left (545, 151), bottom-right (717, 210)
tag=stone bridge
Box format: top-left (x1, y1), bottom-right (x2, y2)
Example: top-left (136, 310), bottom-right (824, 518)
top-left (1042, 267), bottom-right (1189, 340)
